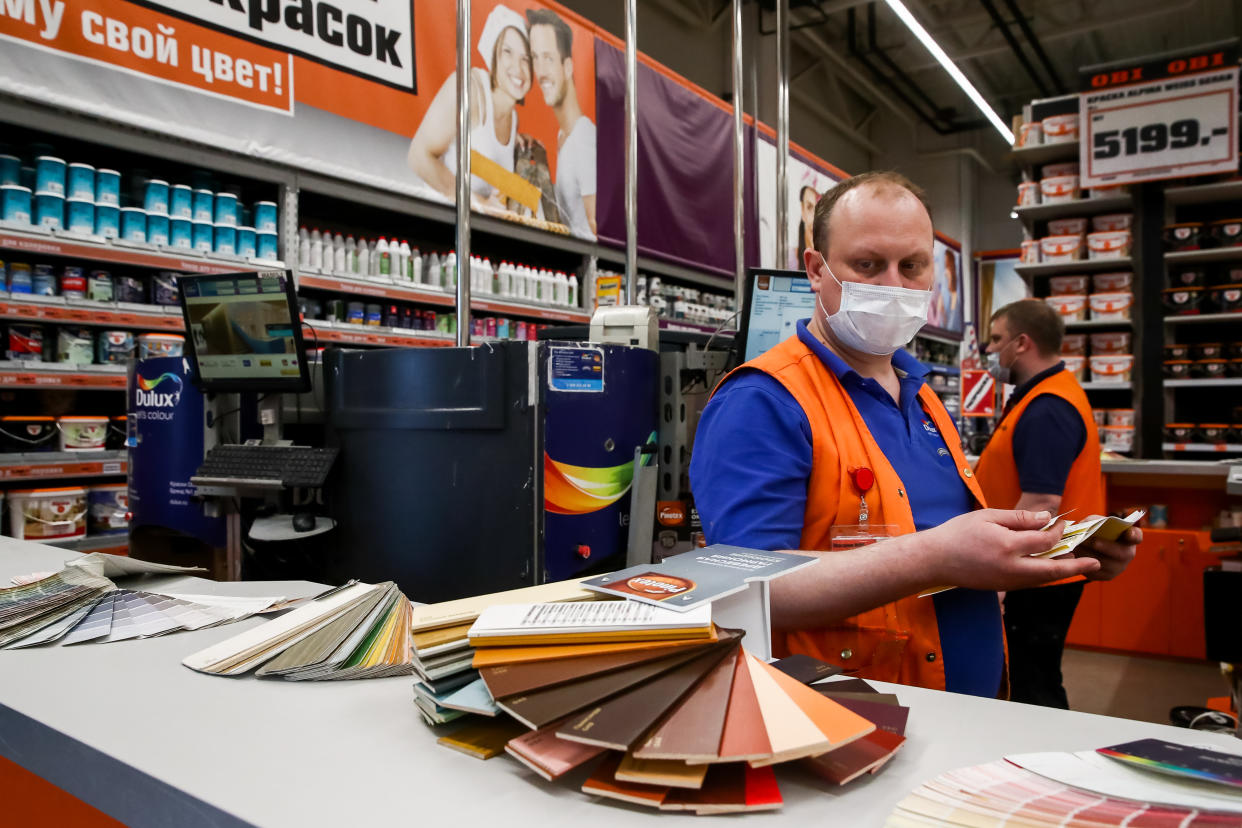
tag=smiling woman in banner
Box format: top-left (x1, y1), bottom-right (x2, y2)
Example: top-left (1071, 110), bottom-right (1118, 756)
top-left (407, 5), bottom-right (532, 209)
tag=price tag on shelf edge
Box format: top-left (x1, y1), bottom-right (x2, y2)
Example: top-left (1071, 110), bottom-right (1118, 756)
top-left (1080, 67), bottom-right (1238, 188)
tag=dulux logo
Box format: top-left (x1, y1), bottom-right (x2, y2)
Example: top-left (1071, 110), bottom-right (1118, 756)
top-left (135, 372), bottom-right (183, 408)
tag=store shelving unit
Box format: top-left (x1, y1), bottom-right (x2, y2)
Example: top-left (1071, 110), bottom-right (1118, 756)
top-left (0, 451), bottom-right (126, 482)
top-left (0, 366), bottom-right (128, 389)
top-left (1064, 318), bottom-right (1134, 330)
top-left (1159, 177), bottom-right (1242, 461)
top-left (1011, 141), bottom-right (1079, 166)
top-left (1164, 248), bottom-right (1242, 264)
top-left (1013, 195), bottom-right (1132, 224)
top-left (1014, 257), bottom-right (1134, 278)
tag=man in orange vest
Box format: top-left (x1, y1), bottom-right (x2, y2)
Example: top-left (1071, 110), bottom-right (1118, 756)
top-left (975, 299), bottom-right (1105, 708)
top-left (690, 172), bottom-right (1138, 697)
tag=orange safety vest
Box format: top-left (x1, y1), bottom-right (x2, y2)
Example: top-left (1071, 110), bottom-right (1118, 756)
top-left (710, 333), bottom-right (990, 691)
top-left (975, 368), bottom-right (1104, 586)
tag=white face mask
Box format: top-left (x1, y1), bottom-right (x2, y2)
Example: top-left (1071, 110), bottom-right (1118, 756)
top-left (817, 254), bottom-right (931, 356)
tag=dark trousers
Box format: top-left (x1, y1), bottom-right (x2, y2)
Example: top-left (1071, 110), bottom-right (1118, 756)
top-left (1002, 581), bottom-right (1085, 709)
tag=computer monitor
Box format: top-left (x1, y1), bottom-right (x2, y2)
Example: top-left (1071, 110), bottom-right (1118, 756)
top-left (734, 267), bottom-right (816, 364)
top-left (178, 270), bottom-right (311, 393)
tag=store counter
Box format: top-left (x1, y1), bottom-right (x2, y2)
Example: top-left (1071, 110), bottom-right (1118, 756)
top-left (1, 537), bottom-right (1239, 827)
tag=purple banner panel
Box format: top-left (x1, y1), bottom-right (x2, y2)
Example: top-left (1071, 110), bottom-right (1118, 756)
top-left (596, 40), bottom-right (737, 280)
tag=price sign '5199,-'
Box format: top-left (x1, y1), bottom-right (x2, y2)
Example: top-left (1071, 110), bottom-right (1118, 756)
top-left (1080, 67), bottom-right (1238, 188)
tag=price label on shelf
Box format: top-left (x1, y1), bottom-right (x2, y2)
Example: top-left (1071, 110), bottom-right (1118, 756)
top-left (1080, 67), bottom-right (1238, 187)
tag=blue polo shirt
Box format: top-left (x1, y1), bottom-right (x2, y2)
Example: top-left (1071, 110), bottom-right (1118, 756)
top-left (690, 321), bottom-right (1003, 697)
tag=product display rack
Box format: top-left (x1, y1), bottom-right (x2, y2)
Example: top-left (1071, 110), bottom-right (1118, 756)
top-left (1010, 138), bottom-right (1149, 457)
top-left (1160, 176), bottom-right (1242, 462)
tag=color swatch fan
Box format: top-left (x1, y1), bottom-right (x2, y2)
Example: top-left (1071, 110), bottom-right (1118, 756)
top-left (415, 594), bottom-right (909, 815)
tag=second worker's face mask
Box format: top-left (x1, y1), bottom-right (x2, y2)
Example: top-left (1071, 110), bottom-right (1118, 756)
top-left (817, 253), bottom-right (932, 356)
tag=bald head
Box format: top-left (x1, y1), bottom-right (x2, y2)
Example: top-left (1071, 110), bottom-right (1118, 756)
top-left (812, 171), bottom-right (932, 258)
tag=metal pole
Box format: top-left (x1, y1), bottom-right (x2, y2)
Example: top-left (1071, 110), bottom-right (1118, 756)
top-left (732, 0), bottom-right (745, 308)
top-left (775, 0), bottom-right (790, 268)
top-left (455, 0), bottom-right (471, 345)
top-left (624, 0), bottom-right (638, 304)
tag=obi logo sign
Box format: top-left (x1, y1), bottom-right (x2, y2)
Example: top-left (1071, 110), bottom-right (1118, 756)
top-left (135, 372), bottom-right (183, 408)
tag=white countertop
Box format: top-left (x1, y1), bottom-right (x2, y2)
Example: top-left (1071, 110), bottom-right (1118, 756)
top-left (1, 536), bottom-right (1239, 827)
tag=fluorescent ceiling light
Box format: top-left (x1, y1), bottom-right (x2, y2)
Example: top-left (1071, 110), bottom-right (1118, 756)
top-left (883, 0), bottom-right (1015, 145)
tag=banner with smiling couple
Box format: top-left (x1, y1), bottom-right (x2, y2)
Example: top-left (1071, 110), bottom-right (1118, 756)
top-left (0, 0), bottom-right (599, 239)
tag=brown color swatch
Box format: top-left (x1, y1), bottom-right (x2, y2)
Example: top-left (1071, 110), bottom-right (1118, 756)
top-left (632, 646), bottom-right (738, 762)
top-left (770, 653), bottom-right (843, 684)
top-left (802, 730), bottom-right (906, 785)
top-left (495, 645), bottom-right (711, 730)
top-left (660, 763), bottom-right (783, 814)
top-left (615, 753), bottom-right (708, 789)
top-left (828, 697), bottom-right (909, 736)
top-left (581, 753), bottom-right (668, 808)
top-left (556, 639), bottom-right (735, 751)
top-left (715, 647), bottom-right (772, 763)
top-left (757, 655), bottom-right (876, 745)
top-left (479, 638), bottom-right (710, 699)
top-left (504, 718), bottom-right (606, 781)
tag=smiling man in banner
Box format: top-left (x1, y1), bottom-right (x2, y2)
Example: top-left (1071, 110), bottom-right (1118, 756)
top-left (690, 172), bottom-right (1138, 698)
top-left (526, 7), bottom-right (596, 241)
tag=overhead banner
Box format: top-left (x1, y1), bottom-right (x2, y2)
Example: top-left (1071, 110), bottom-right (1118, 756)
top-left (0, 0), bottom-right (600, 240)
top-left (1079, 41), bottom-right (1239, 188)
top-left (755, 135), bottom-right (846, 271)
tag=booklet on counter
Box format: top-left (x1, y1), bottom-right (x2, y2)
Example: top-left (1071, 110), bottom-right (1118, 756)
top-left (580, 546), bottom-right (816, 612)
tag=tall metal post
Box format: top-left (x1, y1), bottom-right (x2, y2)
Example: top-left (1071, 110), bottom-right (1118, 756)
top-left (624, 0), bottom-right (638, 304)
top-left (775, 0), bottom-right (790, 268)
top-left (732, 0), bottom-right (745, 306)
top-left (455, 0), bottom-right (472, 345)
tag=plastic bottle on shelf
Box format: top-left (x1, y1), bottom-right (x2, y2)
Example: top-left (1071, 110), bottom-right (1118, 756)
top-left (567, 274), bottom-right (578, 308)
top-left (412, 251), bottom-right (423, 285)
top-left (298, 227), bottom-right (310, 269)
top-left (308, 228), bottom-right (323, 271)
top-left (553, 271), bottom-right (568, 306)
top-left (345, 236), bottom-right (357, 275)
top-left (427, 252), bottom-right (440, 288)
top-left (517, 265), bottom-right (530, 300)
top-left (444, 251), bottom-right (457, 289)
top-left (357, 238), bottom-right (370, 277)
top-left (499, 262), bottom-right (513, 297)
top-left (332, 233), bottom-right (346, 274)
top-left (398, 240), bottom-right (412, 281)
top-left (376, 237), bottom-right (391, 278)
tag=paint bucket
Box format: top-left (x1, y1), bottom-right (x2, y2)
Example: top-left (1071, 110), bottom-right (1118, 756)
top-left (66, 198), bottom-right (94, 234)
top-left (57, 327), bottom-right (94, 364)
top-left (0, 154), bottom-right (19, 186)
top-left (136, 333), bottom-right (184, 358)
top-left (60, 266), bottom-right (86, 298)
top-left (34, 191), bottom-right (64, 229)
top-left (34, 156), bottom-right (66, 195)
top-left (1, 185), bottom-right (32, 224)
top-left (114, 275), bottom-right (144, 303)
top-left (151, 271), bottom-right (179, 305)
top-left (96, 330), bottom-right (134, 363)
top-left (67, 163), bottom-right (95, 200)
top-left (192, 221), bottom-right (213, 252)
top-left (170, 217), bottom-right (192, 249)
top-left (57, 416), bottom-right (109, 451)
top-left (94, 204), bottom-right (119, 238)
top-left (237, 226), bottom-right (257, 258)
top-left (143, 179), bottom-right (170, 214)
top-left (5, 324), bottom-right (43, 360)
top-left (6, 487), bottom-right (87, 540)
top-left (147, 212), bottom-right (170, 246)
top-left (192, 188), bottom-right (214, 222)
top-left (170, 184), bottom-right (193, 219)
top-left (257, 232), bottom-right (278, 260)
top-left (0, 416), bottom-right (57, 453)
top-left (253, 201), bottom-right (278, 233)
top-left (214, 223), bottom-right (237, 255)
top-left (120, 207), bottom-right (146, 242)
top-left (214, 192), bottom-right (239, 226)
top-left (95, 169), bottom-right (120, 205)
top-left (87, 270), bottom-right (113, 302)
top-left (87, 483), bottom-right (129, 535)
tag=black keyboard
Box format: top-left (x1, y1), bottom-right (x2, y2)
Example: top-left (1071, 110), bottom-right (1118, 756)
top-left (193, 444), bottom-right (338, 489)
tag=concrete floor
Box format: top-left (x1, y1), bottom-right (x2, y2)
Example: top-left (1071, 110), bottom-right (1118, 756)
top-left (1062, 646), bottom-right (1230, 725)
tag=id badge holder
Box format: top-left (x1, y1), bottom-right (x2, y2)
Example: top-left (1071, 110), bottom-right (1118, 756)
top-left (829, 467), bottom-right (897, 550)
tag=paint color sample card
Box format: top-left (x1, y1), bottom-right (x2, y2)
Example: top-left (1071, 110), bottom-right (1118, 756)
top-left (715, 648), bottom-right (772, 762)
top-left (770, 653), bottom-right (843, 684)
top-left (582, 546), bottom-right (816, 611)
top-left (479, 638), bottom-right (708, 699)
top-left (1098, 739), bottom-right (1242, 788)
top-left (659, 764), bottom-right (783, 814)
top-left (633, 647), bottom-right (738, 762)
top-left (468, 601), bottom-right (713, 646)
top-left (506, 719), bottom-right (607, 781)
top-left (436, 719), bottom-right (527, 760)
top-left (472, 635), bottom-right (709, 668)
